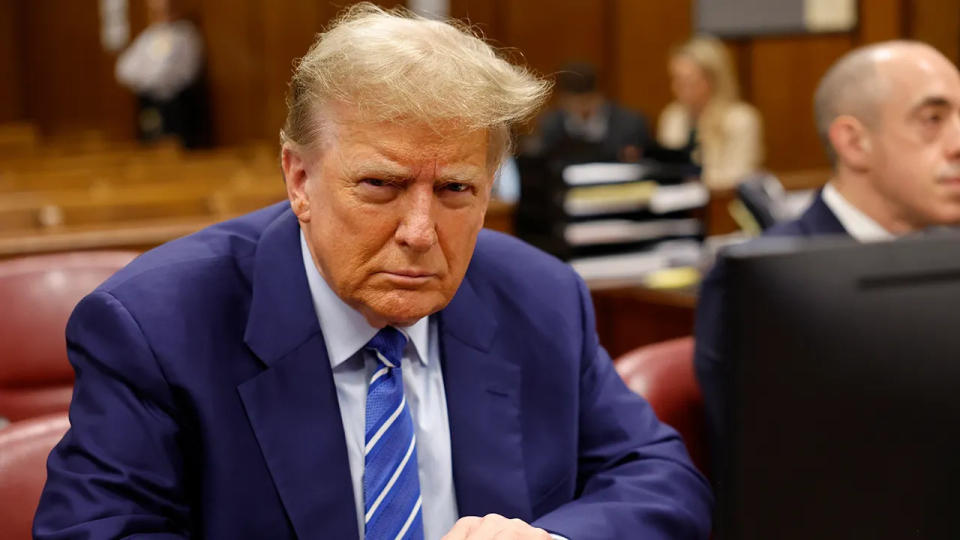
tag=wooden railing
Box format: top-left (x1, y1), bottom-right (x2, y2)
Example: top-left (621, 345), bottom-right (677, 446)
top-left (0, 125), bottom-right (515, 259)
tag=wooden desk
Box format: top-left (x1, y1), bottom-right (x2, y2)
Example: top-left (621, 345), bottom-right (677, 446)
top-left (590, 285), bottom-right (696, 359)
top-left (704, 189), bottom-right (739, 236)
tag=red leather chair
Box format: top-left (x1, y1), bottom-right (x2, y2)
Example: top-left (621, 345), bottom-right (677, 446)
top-left (0, 251), bottom-right (138, 421)
top-left (614, 336), bottom-right (709, 475)
top-left (0, 412), bottom-right (70, 540)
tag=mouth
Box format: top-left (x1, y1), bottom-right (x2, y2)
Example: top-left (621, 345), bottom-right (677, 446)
top-left (379, 270), bottom-right (437, 286)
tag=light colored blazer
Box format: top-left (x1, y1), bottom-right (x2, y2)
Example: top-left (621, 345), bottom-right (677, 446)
top-left (658, 100), bottom-right (764, 190)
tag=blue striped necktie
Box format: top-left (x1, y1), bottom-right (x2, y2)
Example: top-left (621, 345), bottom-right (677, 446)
top-left (363, 326), bottom-right (424, 540)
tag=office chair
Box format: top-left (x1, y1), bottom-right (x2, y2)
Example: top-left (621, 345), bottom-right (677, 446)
top-left (0, 412), bottom-right (70, 540)
top-left (734, 172), bottom-right (790, 230)
top-left (0, 251), bottom-right (137, 421)
top-left (614, 336), bottom-right (708, 475)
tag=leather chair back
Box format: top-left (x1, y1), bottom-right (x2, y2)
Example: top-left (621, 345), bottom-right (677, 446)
top-left (0, 251), bottom-right (137, 421)
top-left (0, 413), bottom-right (70, 540)
top-left (615, 336), bottom-right (708, 475)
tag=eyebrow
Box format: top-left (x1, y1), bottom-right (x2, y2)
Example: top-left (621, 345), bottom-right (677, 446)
top-left (910, 95), bottom-right (953, 113)
top-left (436, 169), bottom-right (484, 184)
top-left (347, 162), bottom-right (484, 185)
top-left (346, 159), bottom-right (409, 180)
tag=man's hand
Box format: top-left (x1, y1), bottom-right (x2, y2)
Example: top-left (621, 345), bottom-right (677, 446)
top-left (442, 514), bottom-right (553, 540)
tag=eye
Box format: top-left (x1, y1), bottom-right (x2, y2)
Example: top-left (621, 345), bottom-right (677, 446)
top-left (362, 178), bottom-right (390, 187)
top-left (922, 112), bottom-right (944, 125)
top-left (356, 177), bottom-right (401, 203)
top-left (441, 182), bottom-right (471, 193)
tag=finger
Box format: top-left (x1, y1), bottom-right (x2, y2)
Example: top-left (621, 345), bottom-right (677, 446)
top-left (529, 526), bottom-right (553, 540)
top-left (442, 516), bottom-right (482, 540)
top-left (490, 519), bottom-right (550, 540)
top-left (463, 513), bottom-right (509, 539)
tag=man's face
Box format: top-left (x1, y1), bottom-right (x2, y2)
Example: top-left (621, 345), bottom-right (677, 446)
top-left (285, 107), bottom-right (494, 327)
top-left (868, 49), bottom-right (960, 229)
top-left (560, 91), bottom-right (603, 122)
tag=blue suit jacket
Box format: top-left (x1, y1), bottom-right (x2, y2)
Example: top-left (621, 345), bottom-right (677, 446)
top-left (693, 192), bottom-right (847, 475)
top-left (35, 203), bottom-right (712, 539)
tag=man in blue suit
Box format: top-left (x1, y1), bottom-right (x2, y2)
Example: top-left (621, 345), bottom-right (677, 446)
top-left (35, 4), bottom-right (712, 539)
top-left (695, 40), bottom-right (960, 475)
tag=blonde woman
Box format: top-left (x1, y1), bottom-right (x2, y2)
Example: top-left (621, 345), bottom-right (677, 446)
top-left (658, 36), bottom-right (764, 189)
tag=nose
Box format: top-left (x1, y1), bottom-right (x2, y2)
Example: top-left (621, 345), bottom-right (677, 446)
top-left (394, 185), bottom-right (437, 252)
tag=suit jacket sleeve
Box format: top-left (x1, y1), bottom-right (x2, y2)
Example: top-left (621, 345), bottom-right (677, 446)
top-left (33, 291), bottom-right (191, 539)
top-left (532, 278), bottom-right (713, 539)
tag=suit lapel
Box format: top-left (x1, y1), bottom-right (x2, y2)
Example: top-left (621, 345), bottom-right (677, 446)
top-left (439, 274), bottom-right (533, 521)
top-left (239, 209), bottom-right (358, 540)
top-left (800, 190), bottom-right (848, 236)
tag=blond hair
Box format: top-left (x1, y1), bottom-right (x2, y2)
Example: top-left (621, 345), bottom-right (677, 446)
top-left (664, 36), bottom-right (763, 187)
top-left (671, 36), bottom-right (741, 144)
top-left (281, 3), bottom-right (551, 165)
top-left (672, 36), bottom-right (740, 105)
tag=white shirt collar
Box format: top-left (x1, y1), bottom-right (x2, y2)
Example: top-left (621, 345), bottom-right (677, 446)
top-left (299, 231), bottom-right (430, 369)
top-left (821, 182), bottom-right (896, 242)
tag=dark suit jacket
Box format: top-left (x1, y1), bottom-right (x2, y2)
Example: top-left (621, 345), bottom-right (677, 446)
top-left (538, 102), bottom-right (650, 163)
top-left (35, 202), bottom-right (712, 539)
top-left (693, 192), bottom-right (847, 477)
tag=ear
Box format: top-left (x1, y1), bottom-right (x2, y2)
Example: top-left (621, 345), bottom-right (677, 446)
top-left (281, 143), bottom-right (312, 222)
top-left (828, 115), bottom-right (873, 171)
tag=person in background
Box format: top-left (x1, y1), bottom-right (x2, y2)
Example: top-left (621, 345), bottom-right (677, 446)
top-left (695, 40), bottom-right (960, 481)
top-left (115, 0), bottom-right (208, 148)
top-left (36, 5), bottom-right (712, 539)
top-left (538, 62), bottom-right (650, 163)
top-left (658, 36), bottom-right (763, 189)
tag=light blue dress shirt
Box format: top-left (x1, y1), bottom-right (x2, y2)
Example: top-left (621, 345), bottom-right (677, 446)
top-left (300, 233), bottom-right (458, 540)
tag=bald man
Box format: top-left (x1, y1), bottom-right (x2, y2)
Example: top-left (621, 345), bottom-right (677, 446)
top-left (694, 40), bottom-right (960, 476)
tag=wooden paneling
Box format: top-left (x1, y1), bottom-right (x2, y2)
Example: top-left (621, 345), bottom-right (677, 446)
top-left (907, 0), bottom-right (960, 64)
top-left (6, 0), bottom-right (958, 174)
top-left (858, 0), bottom-right (905, 44)
top-left (20, 1), bottom-right (136, 139)
top-left (499, 0), bottom-right (609, 87)
top-left (748, 35), bottom-right (854, 171)
top-left (613, 0), bottom-right (693, 121)
top-left (261, 2), bottom-right (330, 146)
top-left (199, 0), bottom-right (265, 145)
top-left (0, 0), bottom-right (24, 123)
top-left (450, 0), bottom-right (502, 40)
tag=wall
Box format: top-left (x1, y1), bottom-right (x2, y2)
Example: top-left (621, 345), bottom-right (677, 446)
top-left (3, 0), bottom-right (958, 170)
top-left (16, 0), bottom-right (142, 140)
top-left (0, 0), bottom-right (24, 123)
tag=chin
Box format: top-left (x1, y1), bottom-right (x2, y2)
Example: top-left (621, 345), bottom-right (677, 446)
top-left (927, 200), bottom-right (960, 225)
top-left (366, 290), bottom-right (450, 326)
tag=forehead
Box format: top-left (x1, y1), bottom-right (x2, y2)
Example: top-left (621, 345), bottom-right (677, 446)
top-left (670, 55), bottom-right (701, 74)
top-left (879, 50), bottom-right (960, 113)
top-left (318, 106), bottom-right (490, 169)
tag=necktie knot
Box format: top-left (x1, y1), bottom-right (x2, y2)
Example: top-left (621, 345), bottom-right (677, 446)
top-left (365, 326), bottom-right (408, 369)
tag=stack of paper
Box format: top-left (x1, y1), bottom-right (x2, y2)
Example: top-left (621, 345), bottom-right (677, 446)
top-left (564, 218), bottom-right (701, 246)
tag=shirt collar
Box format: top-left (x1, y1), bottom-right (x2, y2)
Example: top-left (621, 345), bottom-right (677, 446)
top-left (821, 182), bottom-right (896, 242)
top-left (299, 231), bottom-right (430, 369)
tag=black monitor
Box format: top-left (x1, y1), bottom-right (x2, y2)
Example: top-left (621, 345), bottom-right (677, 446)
top-left (717, 234), bottom-right (960, 539)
